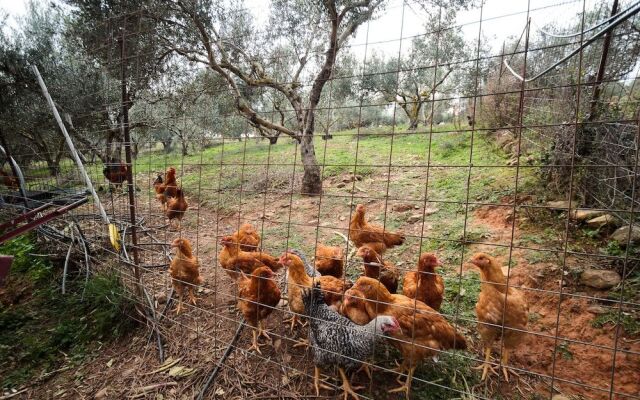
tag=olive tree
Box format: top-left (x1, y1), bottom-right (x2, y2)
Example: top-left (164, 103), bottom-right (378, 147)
top-left (155, 0), bottom-right (471, 195)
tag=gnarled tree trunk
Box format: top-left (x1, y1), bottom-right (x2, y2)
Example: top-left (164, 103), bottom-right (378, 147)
top-left (300, 132), bottom-right (322, 195)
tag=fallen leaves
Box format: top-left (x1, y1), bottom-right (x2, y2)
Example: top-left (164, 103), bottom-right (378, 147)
top-left (143, 357), bottom-right (196, 380)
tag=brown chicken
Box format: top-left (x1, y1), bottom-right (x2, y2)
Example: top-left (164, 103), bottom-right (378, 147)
top-left (314, 243), bottom-right (344, 278)
top-left (343, 277), bottom-right (466, 398)
top-left (166, 188), bottom-right (188, 230)
top-left (237, 266), bottom-right (282, 354)
top-left (402, 253), bottom-right (445, 311)
top-left (0, 170), bottom-right (19, 189)
top-left (102, 158), bottom-right (128, 191)
top-left (156, 167), bottom-right (177, 209)
top-left (152, 173), bottom-right (164, 195)
top-left (349, 203), bottom-right (405, 254)
top-left (357, 244), bottom-right (399, 294)
top-left (279, 251), bottom-right (352, 335)
top-left (168, 238), bottom-right (203, 315)
top-left (217, 224), bottom-right (261, 278)
top-left (229, 223), bottom-right (261, 252)
top-left (340, 288), bottom-right (371, 326)
top-left (470, 252), bottom-right (528, 382)
top-left (218, 236), bottom-right (282, 280)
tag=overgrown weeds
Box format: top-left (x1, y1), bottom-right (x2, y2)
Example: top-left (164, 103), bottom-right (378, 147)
top-left (0, 236), bottom-right (136, 390)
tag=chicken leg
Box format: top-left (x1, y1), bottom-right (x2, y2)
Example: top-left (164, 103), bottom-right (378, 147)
top-left (356, 363), bottom-right (372, 380)
top-left (188, 287), bottom-right (197, 305)
top-left (338, 367), bottom-right (364, 400)
top-left (500, 348), bottom-right (519, 382)
top-left (248, 328), bottom-right (266, 354)
top-left (283, 314), bottom-right (306, 333)
top-left (292, 338), bottom-right (310, 349)
top-left (314, 366), bottom-right (333, 396)
top-left (257, 320), bottom-right (271, 340)
top-left (476, 347), bottom-right (498, 381)
top-left (174, 286), bottom-right (184, 315)
top-left (388, 365), bottom-right (416, 400)
top-left (391, 360), bottom-right (406, 383)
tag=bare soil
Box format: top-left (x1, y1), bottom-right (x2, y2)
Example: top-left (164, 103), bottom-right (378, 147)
top-left (6, 175), bottom-right (639, 400)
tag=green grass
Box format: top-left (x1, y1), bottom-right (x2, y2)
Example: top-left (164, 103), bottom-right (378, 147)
top-left (555, 341), bottom-right (574, 360)
top-left (411, 352), bottom-right (480, 400)
top-left (133, 125), bottom-right (526, 208)
top-left (0, 236), bottom-right (135, 390)
top-left (441, 272), bottom-right (482, 330)
top-left (592, 310), bottom-right (640, 336)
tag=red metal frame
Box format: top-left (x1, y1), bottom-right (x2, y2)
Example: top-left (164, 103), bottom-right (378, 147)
top-left (0, 197), bottom-right (88, 244)
top-left (0, 203), bottom-right (55, 232)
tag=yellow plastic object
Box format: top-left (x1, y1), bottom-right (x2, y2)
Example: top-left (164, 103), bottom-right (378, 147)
top-left (109, 223), bottom-right (121, 252)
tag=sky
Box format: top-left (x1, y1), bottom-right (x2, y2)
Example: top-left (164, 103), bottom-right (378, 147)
top-left (0, 0), bottom-right (26, 30)
top-left (0, 0), bottom-right (602, 67)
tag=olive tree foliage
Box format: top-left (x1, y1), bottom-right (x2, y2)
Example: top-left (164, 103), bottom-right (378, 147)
top-left (152, 0), bottom-right (471, 195)
top-left (360, 9), bottom-right (470, 130)
top-left (315, 51), bottom-right (360, 136)
top-left (0, 1), bottom-right (117, 174)
top-left (64, 0), bottom-right (175, 161)
top-left (132, 68), bottom-right (249, 154)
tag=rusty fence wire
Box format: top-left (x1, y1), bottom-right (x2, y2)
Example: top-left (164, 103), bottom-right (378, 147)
top-left (1, 0), bottom-right (639, 399)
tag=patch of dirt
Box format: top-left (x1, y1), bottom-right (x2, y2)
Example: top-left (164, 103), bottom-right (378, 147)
top-left (470, 204), bottom-right (640, 399)
top-left (11, 179), bottom-right (639, 399)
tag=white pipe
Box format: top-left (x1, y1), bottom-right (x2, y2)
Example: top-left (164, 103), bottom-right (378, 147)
top-left (31, 65), bottom-right (110, 225)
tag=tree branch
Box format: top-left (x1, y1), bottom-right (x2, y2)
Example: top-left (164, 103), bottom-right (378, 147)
top-left (176, 0), bottom-right (300, 139)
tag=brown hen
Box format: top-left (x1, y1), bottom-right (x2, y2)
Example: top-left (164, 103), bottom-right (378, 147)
top-left (166, 188), bottom-right (188, 230)
top-left (357, 244), bottom-right (399, 294)
top-left (229, 223), bottom-right (261, 252)
top-left (470, 252), bottom-right (528, 382)
top-left (349, 203), bottom-right (405, 254)
top-left (102, 158), bottom-right (128, 191)
top-left (237, 266), bottom-right (281, 354)
top-left (343, 276), bottom-right (466, 398)
top-left (218, 236), bottom-right (281, 280)
top-left (169, 238), bottom-right (203, 315)
top-left (156, 167), bottom-right (177, 209)
top-left (402, 253), bottom-right (445, 311)
top-left (314, 243), bottom-right (344, 278)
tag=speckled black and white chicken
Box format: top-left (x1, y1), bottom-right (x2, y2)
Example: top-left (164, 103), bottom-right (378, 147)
top-left (301, 283), bottom-right (400, 399)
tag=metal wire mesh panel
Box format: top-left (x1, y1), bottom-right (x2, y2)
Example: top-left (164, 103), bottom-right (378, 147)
top-left (1, 0), bottom-right (639, 399)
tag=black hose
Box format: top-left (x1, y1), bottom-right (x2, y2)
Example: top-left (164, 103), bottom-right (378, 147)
top-left (196, 318), bottom-right (245, 400)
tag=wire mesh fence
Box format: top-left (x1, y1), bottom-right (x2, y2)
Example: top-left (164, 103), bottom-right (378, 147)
top-left (1, 0), bottom-right (639, 399)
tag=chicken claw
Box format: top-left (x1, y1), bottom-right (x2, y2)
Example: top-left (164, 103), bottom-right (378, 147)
top-left (188, 288), bottom-right (198, 305)
top-left (292, 338), bottom-right (309, 349)
top-left (174, 290), bottom-right (184, 315)
top-left (314, 366), bottom-right (333, 396)
top-left (388, 365), bottom-right (416, 400)
top-left (257, 321), bottom-right (271, 340)
top-left (502, 365), bottom-right (520, 382)
top-left (391, 360), bottom-right (406, 384)
top-left (356, 363), bottom-right (372, 379)
top-left (475, 347), bottom-right (498, 381)
top-left (500, 348), bottom-right (519, 382)
top-left (248, 329), bottom-right (266, 355)
top-left (338, 367), bottom-right (364, 400)
top-left (283, 315), bottom-right (306, 333)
